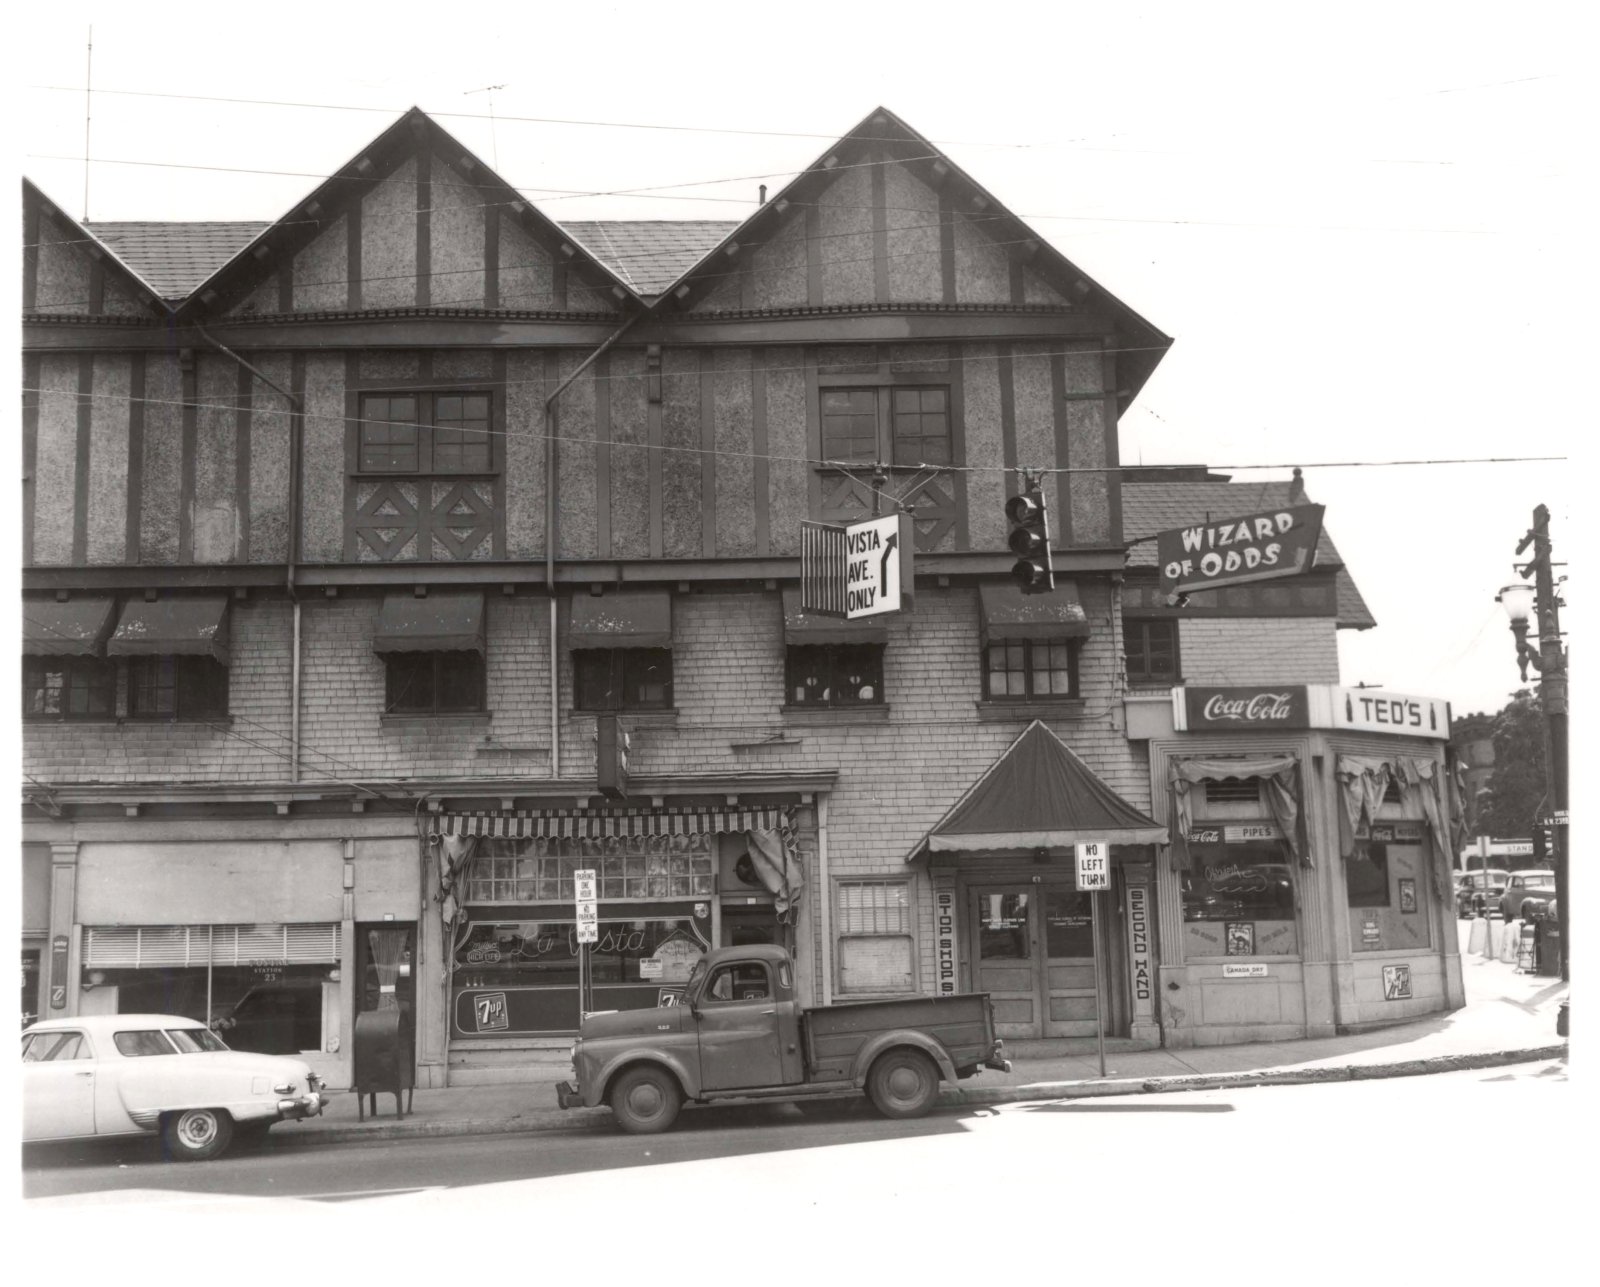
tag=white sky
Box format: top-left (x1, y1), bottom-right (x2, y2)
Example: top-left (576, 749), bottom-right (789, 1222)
top-left (9, 0), bottom-right (1586, 720)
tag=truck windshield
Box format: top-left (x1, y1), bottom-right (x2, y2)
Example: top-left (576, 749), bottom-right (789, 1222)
top-left (683, 959), bottom-right (708, 1000)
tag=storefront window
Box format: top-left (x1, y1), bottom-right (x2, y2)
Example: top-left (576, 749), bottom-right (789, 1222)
top-left (837, 880), bottom-right (913, 994)
top-left (1348, 824), bottom-right (1431, 952)
top-left (1180, 837), bottom-right (1299, 957)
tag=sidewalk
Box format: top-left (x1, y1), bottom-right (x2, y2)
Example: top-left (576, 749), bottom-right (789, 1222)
top-left (271, 925), bottom-right (1569, 1149)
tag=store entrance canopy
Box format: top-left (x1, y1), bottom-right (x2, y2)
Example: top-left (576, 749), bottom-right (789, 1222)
top-left (909, 720), bottom-right (1168, 859)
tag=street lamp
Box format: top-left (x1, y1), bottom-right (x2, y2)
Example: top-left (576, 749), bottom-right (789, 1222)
top-left (1495, 505), bottom-right (1568, 988)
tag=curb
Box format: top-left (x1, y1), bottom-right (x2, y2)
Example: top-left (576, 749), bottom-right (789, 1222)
top-left (269, 1043), bottom-right (1566, 1149)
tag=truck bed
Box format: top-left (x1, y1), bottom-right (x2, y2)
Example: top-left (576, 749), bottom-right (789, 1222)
top-left (802, 994), bottom-right (995, 1084)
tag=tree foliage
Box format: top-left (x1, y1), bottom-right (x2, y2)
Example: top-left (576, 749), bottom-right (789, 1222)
top-left (1473, 688), bottom-right (1548, 838)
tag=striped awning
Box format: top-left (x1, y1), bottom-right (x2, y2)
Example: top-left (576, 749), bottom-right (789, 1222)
top-left (434, 804), bottom-right (792, 841)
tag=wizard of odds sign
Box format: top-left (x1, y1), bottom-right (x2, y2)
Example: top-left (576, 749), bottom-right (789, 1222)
top-left (1157, 504), bottom-right (1324, 602)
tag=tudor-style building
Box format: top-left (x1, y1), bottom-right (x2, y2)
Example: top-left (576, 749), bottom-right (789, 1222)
top-left (21, 105), bottom-right (1462, 1083)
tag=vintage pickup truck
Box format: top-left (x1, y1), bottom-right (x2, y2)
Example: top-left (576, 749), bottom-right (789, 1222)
top-left (555, 944), bottom-right (1010, 1133)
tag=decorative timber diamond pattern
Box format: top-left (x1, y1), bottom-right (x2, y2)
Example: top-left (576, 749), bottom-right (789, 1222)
top-left (818, 469), bottom-right (957, 552)
top-left (349, 478), bottom-right (500, 561)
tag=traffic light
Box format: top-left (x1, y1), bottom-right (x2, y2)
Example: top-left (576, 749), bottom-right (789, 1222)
top-left (1006, 485), bottom-right (1054, 593)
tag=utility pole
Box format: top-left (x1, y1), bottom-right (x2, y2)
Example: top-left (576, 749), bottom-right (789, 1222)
top-left (1507, 505), bottom-right (1569, 982)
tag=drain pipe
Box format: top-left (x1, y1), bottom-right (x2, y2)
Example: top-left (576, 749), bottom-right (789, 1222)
top-left (195, 324), bottom-right (305, 783)
top-left (542, 313), bottom-right (643, 778)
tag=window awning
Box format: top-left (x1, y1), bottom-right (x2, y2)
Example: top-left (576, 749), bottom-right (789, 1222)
top-left (434, 804), bottom-right (792, 840)
top-left (22, 596), bottom-right (116, 656)
top-left (781, 588), bottom-right (889, 646)
top-left (569, 589), bottom-right (672, 650)
top-left (909, 720), bottom-right (1168, 859)
top-left (373, 592), bottom-right (486, 655)
top-left (106, 596), bottom-right (231, 664)
top-left (979, 582), bottom-right (1090, 642)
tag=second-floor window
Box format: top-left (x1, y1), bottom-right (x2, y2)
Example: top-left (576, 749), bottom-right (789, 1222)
top-left (22, 657), bottom-right (115, 720)
top-left (573, 649), bottom-right (673, 712)
top-left (984, 639), bottom-right (1079, 700)
top-left (128, 656), bottom-right (229, 721)
top-left (786, 643), bottom-right (884, 707)
top-left (359, 392), bottom-right (492, 473)
top-left (384, 651), bottom-right (485, 715)
top-left (821, 386), bottom-right (950, 466)
top-left (1124, 619), bottom-right (1180, 683)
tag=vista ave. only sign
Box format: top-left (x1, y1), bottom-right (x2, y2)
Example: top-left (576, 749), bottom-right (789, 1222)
top-left (800, 514), bottom-right (909, 620)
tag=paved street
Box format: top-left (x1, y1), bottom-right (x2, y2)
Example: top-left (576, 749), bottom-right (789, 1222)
top-left (25, 1057), bottom-right (1575, 1268)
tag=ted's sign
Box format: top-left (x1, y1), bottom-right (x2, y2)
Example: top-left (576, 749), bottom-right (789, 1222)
top-left (1157, 504), bottom-right (1324, 601)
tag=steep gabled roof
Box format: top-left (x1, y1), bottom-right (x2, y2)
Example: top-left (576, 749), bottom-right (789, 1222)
top-left (559, 221), bottom-right (739, 297)
top-left (653, 105), bottom-right (1173, 409)
top-left (910, 720), bottom-right (1168, 859)
top-left (1121, 468), bottom-right (1376, 629)
top-left (22, 178), bottom-right (172, 316)
top-left (87, 222), bottom-right (270, 301)
top-left (177, 107), bottom-right (644, 319)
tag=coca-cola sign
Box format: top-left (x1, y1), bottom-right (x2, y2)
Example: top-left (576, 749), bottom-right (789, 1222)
top-left (1185, 686), bottom-right (1310, 730)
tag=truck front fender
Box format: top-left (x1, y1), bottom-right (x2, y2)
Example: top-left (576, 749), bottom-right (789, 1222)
top-left (848, 1031), bottom-right (958, 1089)
top-left (592, 1048), bottom-right (702, 1107)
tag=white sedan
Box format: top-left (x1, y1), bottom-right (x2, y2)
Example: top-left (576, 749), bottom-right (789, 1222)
top-left (21, 1013), bottom-right (327, 1161)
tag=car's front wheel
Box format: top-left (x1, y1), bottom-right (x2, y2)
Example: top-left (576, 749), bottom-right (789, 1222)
top-left (162, 1108), bottom-right (235, 1161)
top-left (609, 1066), bottom-right (682, 1135)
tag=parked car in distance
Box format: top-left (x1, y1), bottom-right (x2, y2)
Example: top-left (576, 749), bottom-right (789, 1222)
top-left (21, 1013), bottom-right (327, 1160)
top-left (1456, 870), bottom-right (1509, 918)
top-left (1498, 869), bottom-right (1557, 922)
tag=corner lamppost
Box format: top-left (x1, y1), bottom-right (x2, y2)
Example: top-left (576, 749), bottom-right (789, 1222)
top-left (1496, 503), bottom-right (1568, 984)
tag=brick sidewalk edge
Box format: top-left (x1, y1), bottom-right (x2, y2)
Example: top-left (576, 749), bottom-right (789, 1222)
top-left (269, 1042), bottom-right (1568, 1149)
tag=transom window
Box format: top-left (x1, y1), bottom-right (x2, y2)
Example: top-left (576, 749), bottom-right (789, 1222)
top-left (821, 386), bottom-right (950, 466)
top-left (384, 651), bottom-right (485, 715)
top-left (468, 835), bottom-right (716, 902)
top-left (983, 639), bottom-right (1079, 699)
top-left (22, 657), bottom-right (115, 720)
top-left (573, 649), bottom-right (673, 712)
top-left (128, 656), bottom-right (229, 721)
top-left (786, 644), bottom-right (884, 707)
top-left (359, 391), bottom-right (492, 473)
top-left (1124, 618), bottom-right (1179, 683)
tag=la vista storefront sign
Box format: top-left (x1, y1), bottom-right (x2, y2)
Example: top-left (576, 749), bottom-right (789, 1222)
top-left (1175, 685), bottom-right (1451, 740)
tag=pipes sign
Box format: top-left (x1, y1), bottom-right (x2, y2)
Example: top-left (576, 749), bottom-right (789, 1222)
top-left (1075, 841), bottom-right (1110, 891)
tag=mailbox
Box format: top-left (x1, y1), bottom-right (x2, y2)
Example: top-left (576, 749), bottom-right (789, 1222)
top-left (353, 1006), bottom-right (414, 1120)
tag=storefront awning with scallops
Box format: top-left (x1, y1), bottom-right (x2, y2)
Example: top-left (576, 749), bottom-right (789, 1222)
top-left (908, 720), bottom-right (1168, 860)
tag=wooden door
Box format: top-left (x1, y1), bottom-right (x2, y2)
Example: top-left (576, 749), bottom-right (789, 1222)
top-left (970, 886), bottom-right (1039, 1039)
top-left (1039, 887), bottom-right (1100, 1037)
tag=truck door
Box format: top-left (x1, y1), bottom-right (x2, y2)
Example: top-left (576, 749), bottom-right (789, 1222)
top-left (695, 959), bottom-right (787, 1091)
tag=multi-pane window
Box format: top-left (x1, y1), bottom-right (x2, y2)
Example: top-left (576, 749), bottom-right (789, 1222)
top-left (786, 644), bottom-right (884, 707)
top-left (384, 651), bottom-right (485, 714)
top-left (128, 656), bottom-right (229, 721)
top-left (983, 639), bottom-right (1078, 699)
top-left (358, 392), bottom-right (492, 473)
top-left (573, 649), bottom-right (673, 711)
top-left (22, 657), bottom-right (115, 719)
top-left (836, 880), bottom-right (914, 994)
top-left (820, 386), bottom-right (950, 466)
top-left (1124, 618), bottom-right (1179, 683)
top-left (466, 835), bottom-right (716, 902)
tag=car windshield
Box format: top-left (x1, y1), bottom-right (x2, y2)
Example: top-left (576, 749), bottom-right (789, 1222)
top-left (166, 1027), bottom-right (228, 1053)
top-left (683, 958), bottom-right (709, 999)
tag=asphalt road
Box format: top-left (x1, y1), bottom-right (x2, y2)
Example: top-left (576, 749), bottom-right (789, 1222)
top-left (22, 1057), bottom-right (1576, 1276)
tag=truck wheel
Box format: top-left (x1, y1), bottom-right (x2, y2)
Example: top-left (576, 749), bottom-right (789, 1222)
top-left (868, 1049), bottom-right (940, 1120)
top-left (162, 1108), bottom-right (234, 1161)
top-left (610, 1066), bottom-right (682, 1135)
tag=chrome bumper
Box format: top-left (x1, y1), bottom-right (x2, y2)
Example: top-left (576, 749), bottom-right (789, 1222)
top-left (276, 1091), bottom-right (327, 1121)
top-left (555, 1080), bottom-right (584, 1110)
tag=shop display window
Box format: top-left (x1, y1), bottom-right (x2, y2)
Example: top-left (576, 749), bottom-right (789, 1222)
top-left (1348, 825), bottom-right (1431, 952)
top-left (1180, 838), bottom-right (1300, 958)
top-left (83, 963), bottom-right (330, 1055)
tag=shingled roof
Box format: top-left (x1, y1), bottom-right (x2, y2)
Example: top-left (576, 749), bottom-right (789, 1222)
top-left (87, 222), bottom-right (270, 301)
top-left (83, 217), bottom-right (738, 304)
top-left (1122, 470), bottom-right (1375, 629)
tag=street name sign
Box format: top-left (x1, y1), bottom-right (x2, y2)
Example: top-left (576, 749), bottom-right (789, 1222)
top-left (800, 513), bottom-right (911, 619)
